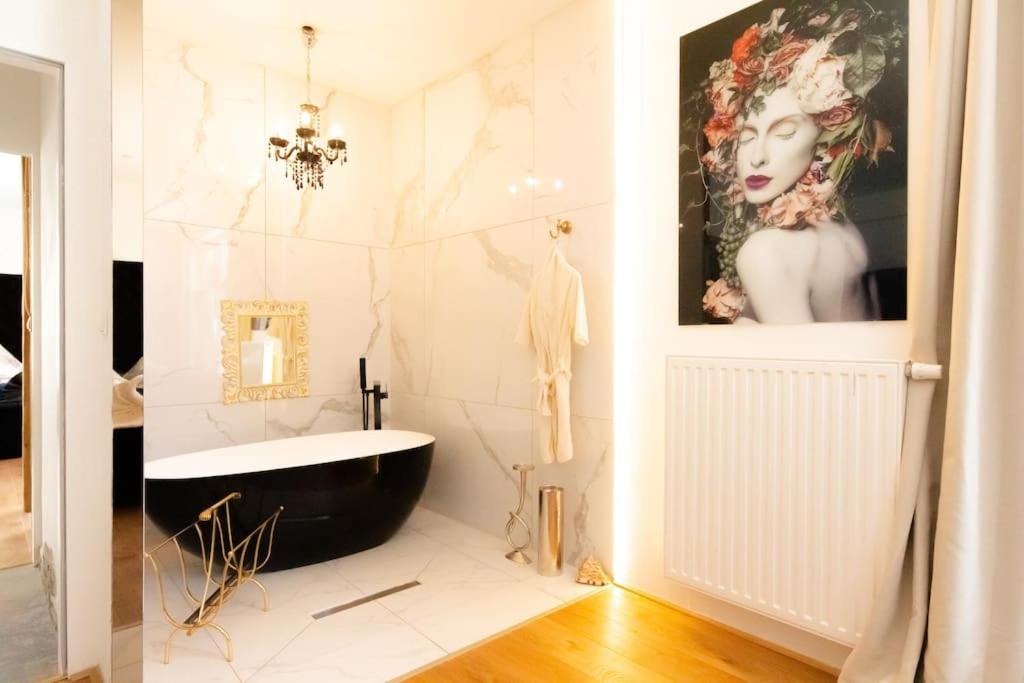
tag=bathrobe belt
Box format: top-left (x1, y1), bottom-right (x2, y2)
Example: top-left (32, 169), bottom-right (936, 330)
top-left (534, 367), bottom-right (572, 416)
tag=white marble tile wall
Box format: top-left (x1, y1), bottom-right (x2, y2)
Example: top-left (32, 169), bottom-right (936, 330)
top-left (389, 0), bottom-right (615, 571)
top-left (143, 0), bottom-right (613, 576)
top-left (143, 29), bottom-right (393, 463)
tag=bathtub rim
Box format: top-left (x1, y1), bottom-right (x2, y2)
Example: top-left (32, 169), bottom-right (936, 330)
top-left (144, 429), bottom-right (435, 480)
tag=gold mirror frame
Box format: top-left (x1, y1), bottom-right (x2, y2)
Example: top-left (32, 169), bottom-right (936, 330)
top-left (220, 300), bottom-right (309, 403)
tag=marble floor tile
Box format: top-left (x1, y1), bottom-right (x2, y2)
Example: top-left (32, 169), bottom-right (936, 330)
top-left (329, 527), bottom-right (444, 595)
top-left (408, 505), bottom-right (600, 603)
top-left (377, 576), bottom-right (561, 653)
top-left (112, 625), bottom-right (143, 670)
top-left (142, 617), bottom-right (240, 683)
top-left (248, 602), bottom-right (444, 683)
top-left (140, 507), bottom-right (596, 681)
top-left (112, 661), bottom-right (143, 683)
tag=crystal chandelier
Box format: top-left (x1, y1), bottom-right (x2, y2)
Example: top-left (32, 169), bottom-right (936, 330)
top-left (267, 26), bottom-right (347, 190)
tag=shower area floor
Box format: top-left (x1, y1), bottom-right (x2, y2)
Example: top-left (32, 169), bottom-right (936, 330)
top-left (133, 506), bottom-right (599, 682)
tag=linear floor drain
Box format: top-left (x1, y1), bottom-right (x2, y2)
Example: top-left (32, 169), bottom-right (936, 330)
top-left (311, 580), bottom-right (421, 620)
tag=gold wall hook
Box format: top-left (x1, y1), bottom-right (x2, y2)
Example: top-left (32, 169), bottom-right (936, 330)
top-left (549, 218), bottom-right (573, 239)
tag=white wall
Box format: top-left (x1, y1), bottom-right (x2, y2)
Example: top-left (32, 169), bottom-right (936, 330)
top-left (0, 61), bottom-right (40, 157)
top-left (614, 0), bottom-right (926, 669)
top-left (0, 152), bottom-right (23, 275)
top-left (0, 0), bottom-right (113, 679)
top-left (390, 0), bottom-right (615, 569)
top-left (0, 62), bottom-right (41, 279)
top-left (142, 31), bottom-right (393, 462)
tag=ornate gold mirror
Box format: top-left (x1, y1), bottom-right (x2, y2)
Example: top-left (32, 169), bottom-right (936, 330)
top-left (220, 300), bottom-right (309, 403)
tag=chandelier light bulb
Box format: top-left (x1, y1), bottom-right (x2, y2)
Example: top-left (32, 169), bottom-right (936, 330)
top-left (329, 124), bottom-right (343, 139)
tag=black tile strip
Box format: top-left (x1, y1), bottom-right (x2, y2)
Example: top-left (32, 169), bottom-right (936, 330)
top-left (311, 580), bottom-right (421, 620)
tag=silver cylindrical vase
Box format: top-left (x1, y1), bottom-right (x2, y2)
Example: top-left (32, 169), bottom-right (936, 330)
top-left (537, 485), bottom-right (564, 576)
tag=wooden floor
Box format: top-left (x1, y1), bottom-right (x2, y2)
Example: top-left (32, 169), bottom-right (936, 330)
top-left (0, 457), bottom-right (32, 569)
top-left (112, 505), bottom-right (143, 628)
top-left (406, 586), bottom-right (836, 682)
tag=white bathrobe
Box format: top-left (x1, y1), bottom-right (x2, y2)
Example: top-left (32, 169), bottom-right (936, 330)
top-left (516, 247), bottom-right (588, 464)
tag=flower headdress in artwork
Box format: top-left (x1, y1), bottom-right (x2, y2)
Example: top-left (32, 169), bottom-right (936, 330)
top-left (688, 1), bottom-right (905, 321)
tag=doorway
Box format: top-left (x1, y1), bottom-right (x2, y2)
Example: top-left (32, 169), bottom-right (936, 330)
top-left (0, 151), bottom-right (31, 570)
top-left (0, 52), bottom-right (64, 683)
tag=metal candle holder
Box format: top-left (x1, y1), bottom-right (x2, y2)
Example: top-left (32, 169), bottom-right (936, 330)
top-left (505, 464), bottom-right (535, 565)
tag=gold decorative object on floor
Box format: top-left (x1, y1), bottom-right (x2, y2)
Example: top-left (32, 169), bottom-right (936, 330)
top-left (504, 464), bottom-right (535, 565)
top-left (575, 554), bottom-right (610, 586)
top-left (144, 492), bottom-right (283, 663)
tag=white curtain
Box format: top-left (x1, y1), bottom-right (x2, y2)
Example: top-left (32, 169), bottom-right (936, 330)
top-left (842, 0), bottom-right (1024, 680)
top-left (924, 0), bottom-right (1024, 678)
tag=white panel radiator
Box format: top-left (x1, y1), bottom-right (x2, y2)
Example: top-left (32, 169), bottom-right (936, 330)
top-left (664, 356), bottom-right (906, 645)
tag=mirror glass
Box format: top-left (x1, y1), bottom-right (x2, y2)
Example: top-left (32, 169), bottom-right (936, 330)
top-left (220, 300), bottom-right (309, 403)
top-left (239, 315), bottom-right (298, 387)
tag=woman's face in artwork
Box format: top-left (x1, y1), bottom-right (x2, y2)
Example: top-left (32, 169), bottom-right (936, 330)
top-left (735, 85), bottom-right (820, 205)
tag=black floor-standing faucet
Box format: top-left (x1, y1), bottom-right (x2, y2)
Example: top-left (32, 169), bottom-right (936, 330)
top-left (359, 357), bottom-right (388, 430)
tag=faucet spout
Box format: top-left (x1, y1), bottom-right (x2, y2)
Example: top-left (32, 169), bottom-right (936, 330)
top-left (372, 381), bottom-right (389, 431)
top-left (359, 358), bottom-right (388, 430)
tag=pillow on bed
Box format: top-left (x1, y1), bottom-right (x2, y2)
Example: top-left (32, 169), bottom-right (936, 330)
top-left (0, 343), bottom-right (20, 384)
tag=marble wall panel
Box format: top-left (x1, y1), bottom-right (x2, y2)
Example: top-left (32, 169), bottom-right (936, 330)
top-left (266, 236), bottom-right (390, 398)
top-left (390, 244), bottom-right (427, 395)
top-left (424, 32), bottom-right (534, 240)
top-left (420, 398), bottom-right (534, 539)
top-left (389, 0), bottom-right (615, 569)
top-left (143, 220), bottom-right (266, 407)
top-left (424, 222), bottom-right (535, 409)
top-left (265, 69), bottom-right (394, 246)
top-left (530, 414), bottom-right (613, 567)
top-left (143, 401), bottom-right (265, 462)
top-left (391, 93), bottom-right (425, 247)
top-left (533, 0), bottom-right (614, 217)
top-left (389, 393), bottom-right (428, 434)
top-left (265, 394), bottom-right (368, 439)
top-left (143, 32), bottom-right (265, 232)
top-left (145, 29), bottom-right (394, 456)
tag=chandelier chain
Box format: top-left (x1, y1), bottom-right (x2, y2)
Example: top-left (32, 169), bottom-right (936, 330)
top-left (305, 32), bottom-right (312, 102)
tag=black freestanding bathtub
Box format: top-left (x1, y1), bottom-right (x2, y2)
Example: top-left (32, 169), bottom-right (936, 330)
top-left (144, 430), bottom-right (434, 571)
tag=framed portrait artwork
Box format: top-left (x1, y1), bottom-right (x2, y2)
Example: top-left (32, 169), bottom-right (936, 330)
top-left (678, 1), bottom-right (909, 325)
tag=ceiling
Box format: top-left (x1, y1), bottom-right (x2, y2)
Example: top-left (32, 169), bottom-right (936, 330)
top-left (143, 0), bottom-right (576, 105)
